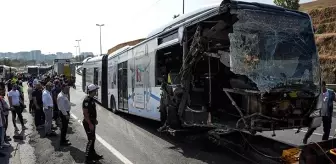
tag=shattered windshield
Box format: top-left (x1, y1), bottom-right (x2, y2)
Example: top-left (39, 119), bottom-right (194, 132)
top-left (228, 9), bottom-right (320, 93)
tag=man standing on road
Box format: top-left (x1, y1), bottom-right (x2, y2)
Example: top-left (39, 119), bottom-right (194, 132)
top-left (42, 82), bottom-right (57, 137)
top-left (33, 82), bottom-right (44, 129)
top-left (82, 84), bottom-right (103, 163)
top-left (27, 83), bottom-right (34, 113)
top-left (0, 96), bottom-right (10, 148)
top-left (52, 80), bottom-right (61, 126)
top-left (303, 81), bottom-right (336, 144)
top-left (8, 85), bottom-right (26, 131)
top-left (57, 83), bottom-right (71, 146)
top-left (0, 96), bottom-right (11, 142)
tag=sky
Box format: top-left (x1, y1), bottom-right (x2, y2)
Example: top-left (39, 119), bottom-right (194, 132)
top-left (0, 0), bottom-right (313, 56)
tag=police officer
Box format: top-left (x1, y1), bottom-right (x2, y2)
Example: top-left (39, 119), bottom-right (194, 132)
top-left (82, 84), bottom-right (103, 163)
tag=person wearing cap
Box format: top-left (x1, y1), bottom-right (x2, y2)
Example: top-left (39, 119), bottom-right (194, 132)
top-left (82, 84), bottom-right (103, 163)
top-left (42, 82), bottom-right (57, 137)
top-left (57, 83), bottom-right (71, 146)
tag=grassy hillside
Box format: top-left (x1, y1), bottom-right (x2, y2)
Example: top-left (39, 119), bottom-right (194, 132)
top-left (300, 0), bottom-right (336, 11)
top-left (301, 0), bottom-right (336, 83)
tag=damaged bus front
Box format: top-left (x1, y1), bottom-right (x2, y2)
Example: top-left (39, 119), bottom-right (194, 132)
top-left (159, 0), bottom-right (321, 134)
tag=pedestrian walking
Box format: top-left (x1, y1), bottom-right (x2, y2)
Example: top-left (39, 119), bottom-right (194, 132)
top-left (42, 82), bottom-right (57, 137)
top-left (32, 82), bottom-right (44, 129)
top-left (82, 84), bottom-right (103, 163)
top-left (57, 83), bottom-right (71, 146)
top-left (7, 85), bottom-right (26, 131)
top-left (303, 81), bottom-right (336, 144)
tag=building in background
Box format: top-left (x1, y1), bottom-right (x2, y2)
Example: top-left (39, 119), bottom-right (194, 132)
top-left (0, 50), bottom-right (75, 62)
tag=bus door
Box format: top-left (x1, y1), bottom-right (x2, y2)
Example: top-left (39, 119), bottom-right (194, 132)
top-left (117, 61), bottom-right (128, 110)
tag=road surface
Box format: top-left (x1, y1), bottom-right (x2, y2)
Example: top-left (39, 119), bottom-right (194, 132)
top-left (1, 75), bottom-right (335, 164)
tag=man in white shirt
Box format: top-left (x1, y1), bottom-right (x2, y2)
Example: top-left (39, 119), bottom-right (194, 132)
top-left (8, 85), bottom-right (26, 131)
top-left (42, 82), bottom-right (56, 137)
top-left (57, 83), bottom-right (71, 146)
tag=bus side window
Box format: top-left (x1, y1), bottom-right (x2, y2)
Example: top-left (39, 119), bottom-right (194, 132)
top-left (155, 44), bottom-right (183, 86)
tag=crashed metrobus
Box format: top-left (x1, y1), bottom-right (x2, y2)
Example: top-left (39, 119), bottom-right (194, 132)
top-left (82, 0), bottom-right (321, 134)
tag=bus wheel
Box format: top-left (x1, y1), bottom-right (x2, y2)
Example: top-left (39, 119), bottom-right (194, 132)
top-left (110, 96), bottom-right (118, 114)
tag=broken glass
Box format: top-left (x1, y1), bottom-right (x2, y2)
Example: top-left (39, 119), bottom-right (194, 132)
top-left (228, 9), bottom-right (320, 93)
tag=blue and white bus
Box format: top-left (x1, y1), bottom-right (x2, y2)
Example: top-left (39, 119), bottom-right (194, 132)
top-left (82, 0), bottom-right (321, 133)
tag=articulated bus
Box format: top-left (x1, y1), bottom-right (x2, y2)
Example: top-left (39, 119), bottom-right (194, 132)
top-left (82, 0), bottom-right (320, 132)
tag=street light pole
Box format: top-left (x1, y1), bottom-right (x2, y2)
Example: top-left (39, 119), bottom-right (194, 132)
top-left (96, 24), bottom-right (104, 56)
top-left (183, 0), bottom-right (185, 14)
top-left (74, 46), bottom-right (78, 56)
top-left (75, 39), bottom-right (81, 56)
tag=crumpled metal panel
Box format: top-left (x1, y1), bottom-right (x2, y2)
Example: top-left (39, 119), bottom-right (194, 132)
top-left (228, 9), bottom-right (320, 93)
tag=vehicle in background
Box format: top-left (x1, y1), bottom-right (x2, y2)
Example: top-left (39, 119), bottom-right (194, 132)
top-left (82, 0), bottom-right (320, 134)
top-left (27, 66), bottom-right (39, 77)
top-left (53, 59), bottom-right (75, 79)
top-left (0, 65), bottom-right (18, 80)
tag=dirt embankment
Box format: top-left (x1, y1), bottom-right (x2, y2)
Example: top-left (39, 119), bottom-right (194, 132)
top-left (308, 6), bottom-right (336, 83)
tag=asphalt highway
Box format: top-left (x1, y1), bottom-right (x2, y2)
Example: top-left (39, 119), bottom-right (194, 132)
top-left (10, 75), bottom-right (336, 164)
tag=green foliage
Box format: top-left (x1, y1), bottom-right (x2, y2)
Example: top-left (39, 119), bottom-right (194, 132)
top-left (274, 0), bottom-right (300, 10)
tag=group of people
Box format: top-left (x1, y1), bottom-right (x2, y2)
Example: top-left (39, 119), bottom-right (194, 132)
top-left (0, 74), bottom-right (103, 164)
top-left (0, 77), bottom-right (27, 155)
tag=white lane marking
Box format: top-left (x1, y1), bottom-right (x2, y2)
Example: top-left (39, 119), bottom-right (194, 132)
top-left (293, 129), bottom-right (334, 138)
top-left (70, 112), bottom-right (134, 164)
top-left (70, 113), bottom-right (78, 120)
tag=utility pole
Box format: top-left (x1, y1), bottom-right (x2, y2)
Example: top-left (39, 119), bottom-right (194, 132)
top-left (74, 46), bottom-right (78, 56)
top-left (75, 39), bottom-right (81, 56)
top-left (96, 24), bottom-right (104, 56)
top-left (183, 0), bottom-right (185, 14)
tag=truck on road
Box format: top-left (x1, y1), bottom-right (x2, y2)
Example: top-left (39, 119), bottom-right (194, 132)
top-left (53, 59), bottom-right (75, 78)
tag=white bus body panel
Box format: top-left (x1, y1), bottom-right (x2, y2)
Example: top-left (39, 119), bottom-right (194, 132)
top-left (127, 39), bottom-right (160, 121)
top-left (107, 56), bottom-right (119, 110)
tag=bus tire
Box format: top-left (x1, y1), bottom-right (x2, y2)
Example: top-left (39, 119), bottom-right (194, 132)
top-left (110, 96), bottom-right (118, 114)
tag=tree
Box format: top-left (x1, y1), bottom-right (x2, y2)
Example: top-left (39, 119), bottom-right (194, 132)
top-left (274, 0), bottom-right (300, 10)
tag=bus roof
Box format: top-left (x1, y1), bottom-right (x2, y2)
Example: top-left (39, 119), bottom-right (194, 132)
top-left (27, 66), bottom-right (39, 68)
top-left (147, 4), bottom-right (219, 38)
top-left (108, 46), bottom-right (133, 59)
top-left (103, 0), bottom-right (311, 61)
top-left (86, 55), bottom-right (103, 63)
